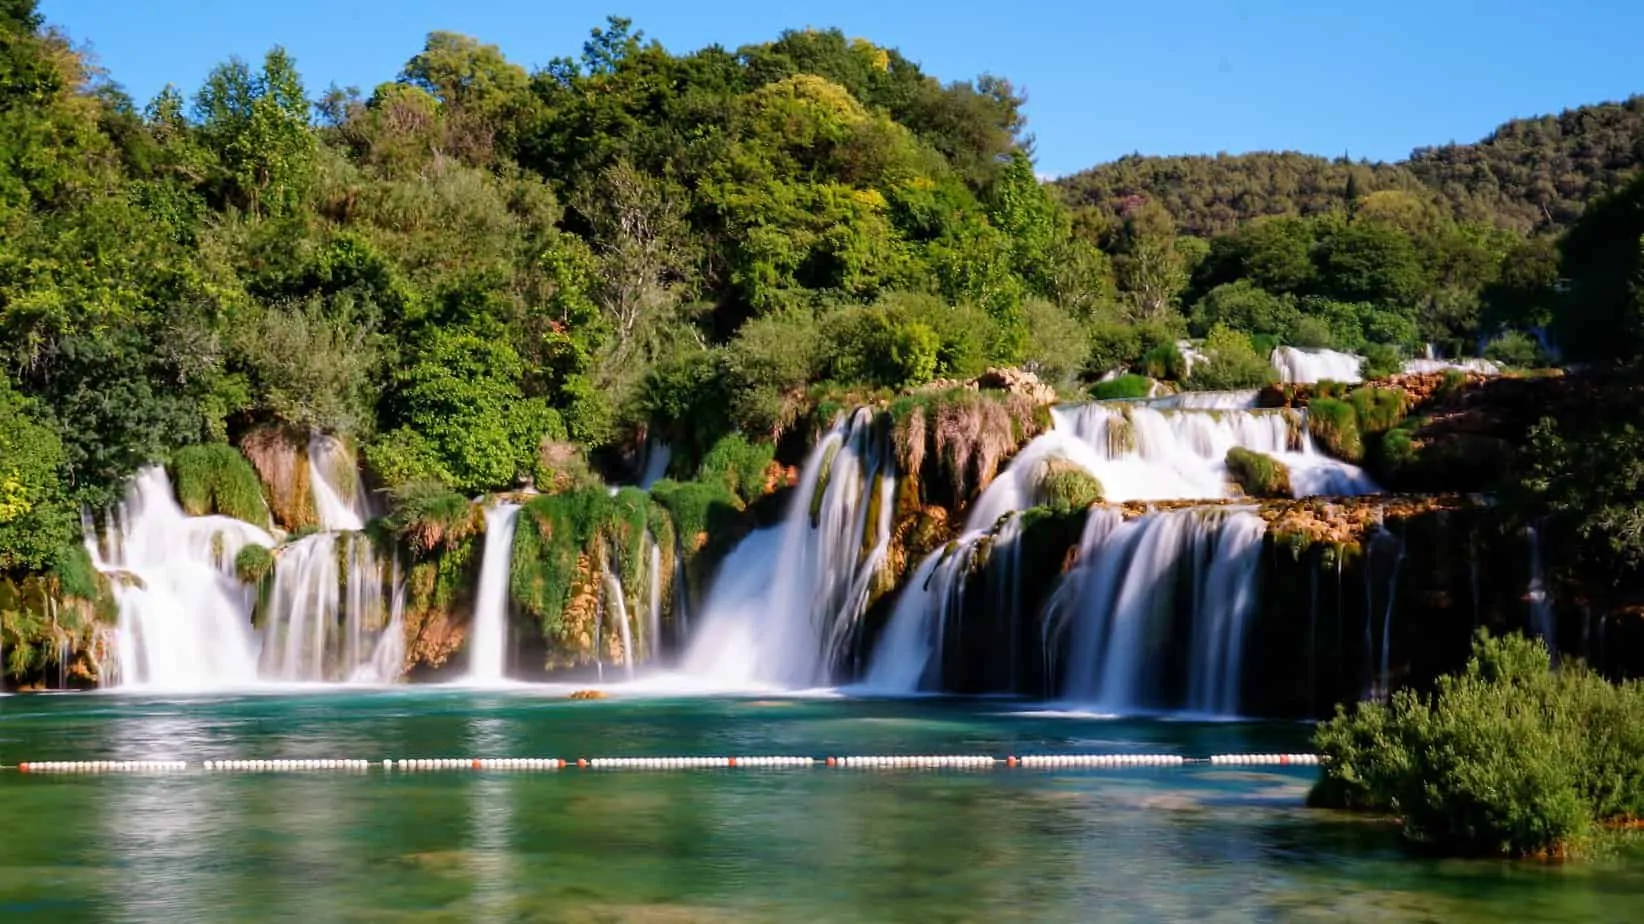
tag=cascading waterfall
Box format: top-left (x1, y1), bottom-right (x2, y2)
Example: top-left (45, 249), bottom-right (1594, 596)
top-left (863, 513), bottom-right (1021, 693)
top-left (1271, 346), bottom-right (1364, 384)
top-left (350, 559), bottom-right (407, 683)
top-left (647, 535), bottom-right (662, 663)
top-left (602, 559), bottom-right (635, 679)
top-left (1361, 523), bottom-right (1405, 700)
top-left (1526, 523), bottom-right (1554, 650)
top-left (259, 433), bottom-right (392, 682)
top-left (637, 438), bottom-right (672, 490)
top-left (85, 467), bottom-right (274, 689)
top-left (1049, 403), bottom-right (1379, 501)
top-left (465, 503), bottom-right (522, 683)
top-left (684, 408), bottom-right (892, 688)
top-left (1060, 506), bottom-right (1266, 716)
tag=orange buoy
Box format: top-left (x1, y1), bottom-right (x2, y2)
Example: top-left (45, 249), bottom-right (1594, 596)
top-left (826, 756), bottom-right (837, 767)
top-left (1006, 756), bottom-right (1018, 767)
top-left (727, 756), bottom-right (737, 767)
top-left (576, 758), bottom-right (588, 768)
top-left (18, 763), bottom-right (28, 773)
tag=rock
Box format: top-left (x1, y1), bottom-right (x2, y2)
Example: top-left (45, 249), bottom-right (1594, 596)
top-left (569, 689), bottom-right (607, 700)
top-left (973, 366), bottom-right (1059, 405)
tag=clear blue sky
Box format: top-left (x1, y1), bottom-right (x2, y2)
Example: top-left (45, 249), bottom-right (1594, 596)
top-left (39, 0), bottom-right (1644, 179)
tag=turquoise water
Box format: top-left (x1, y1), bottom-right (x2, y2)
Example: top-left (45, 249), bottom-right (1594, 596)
top-left (2, 690), bottom-right (1641, 922)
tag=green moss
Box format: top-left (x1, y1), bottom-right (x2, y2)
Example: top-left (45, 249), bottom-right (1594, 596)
top-left (1225, 447), bottom-right (1293, 498)
top-left (510, 486), bottom-right (669, 639)
top-left (1090, 374), bottom-right (1153, 400)
top-left (387, 482), bottom-right (480, 555)
top-left (169, 444), bottom-right (269, 526)
top-left (234, 545), bottom-right (275, 584)
top-left (1307, 397), bottom-right (1363, 462)
top-left (1032, 459), bottom-right (1103, 513)
top-left (697, 433), bottom-right (776, 506)
top-left (1347, 386), bottom-right (1407, 435)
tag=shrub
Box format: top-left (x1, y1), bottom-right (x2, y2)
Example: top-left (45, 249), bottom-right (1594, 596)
top-left (1186, 324), bottom-right (1276, 391)
top-left (1090, 374), bottom-right (1153, 401)
top-left (1020, 298), bottom-right (1089, 388)
top-left (1142, 341), bottom-right (1187, 381)
top-left (1086, 321), bottom-right (1144, 376)
top-left (170, 444), bottom-right (269, 526)
top-left (1290, 315), bottom-right (1335, 350)
top-left (1032, 458), bottom-right (1103, 512)
top-left (1361, 342), bottom-right (1403, 379)
top-left (234, 545), bottom-right (275, 584)
top-left (696, 434), bottom-right (777, 507)
top-left (386, 481), bottom-right (480, 555)
top-left (1484, 330), bottom-right (1544, 369)
top-left (1347, 386), bottom-right (1407, 435)
top-left (1225, 447), bottom-right (1292, 498)
top-left (1307, 397), bottom-right (1363, 462)
top-left (1311, 631), bottom-right (1644, 858)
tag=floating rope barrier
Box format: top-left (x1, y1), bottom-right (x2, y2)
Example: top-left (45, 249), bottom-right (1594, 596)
top-left (4, 753), bottom-right (1321, 775)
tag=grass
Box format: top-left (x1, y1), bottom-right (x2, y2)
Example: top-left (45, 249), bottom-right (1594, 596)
top-left (170, 444), bottom-right (269, 526)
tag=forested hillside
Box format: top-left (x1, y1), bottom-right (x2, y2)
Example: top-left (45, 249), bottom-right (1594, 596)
top-left (2, 0), bottom-right (1642, 604)
top-left (1057, 96), bottom-right (1644, 235)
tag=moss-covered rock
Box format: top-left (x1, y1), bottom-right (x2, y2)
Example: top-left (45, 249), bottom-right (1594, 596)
top-left (387, 483), bottom-right (482, 555)
top-left (240, 426), bottom-right (316, 531)
top-left (1307, 397), bottom-right (1363, 462)
top-left (1032, 458), bottom-right (1104, 512)
top-left (234, 545), bottom-right (275, 584)
top-left (890, 388), bottom-right (1046, 512)
top-left (1225, 447), bottom-right (1292, 499)
top-left (1089, 374), bottom-right (1154, 401)
top-left (170, 444), bottom-right (270, 527)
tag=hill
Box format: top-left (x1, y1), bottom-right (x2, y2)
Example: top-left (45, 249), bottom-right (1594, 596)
top-left (1055, 96), bottom-right (1644, 236)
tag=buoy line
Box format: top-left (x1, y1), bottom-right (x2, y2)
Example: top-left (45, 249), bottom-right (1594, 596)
top-left (4, 754), bottom-right (1321, 774)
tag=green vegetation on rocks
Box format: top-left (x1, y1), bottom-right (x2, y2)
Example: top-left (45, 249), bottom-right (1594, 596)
top-left (1225, 448), bottom-right (1292, 498)
top-left (1306, 398), bottom-right (1363, 462)
top-left (234, 545), bottom-right (275, 584)
top-left (170, 444), bottom-right (270, 526)
top-left (1031, 459), bottom-right (1103, 512)
top-left (1312, 631), bottom-right (1644, 859)
top-left (1089, 374), bottom-right (1153, 400)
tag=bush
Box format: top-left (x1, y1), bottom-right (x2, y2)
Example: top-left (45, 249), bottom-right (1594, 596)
top-left (1086, 321), bottom-right (1144, 376)
top-left (234, 545), bottom-right (275, 584)
top-left (1186, 324), bottom-right (1276, 391)
top-left (1090, 374), bottom-right (1153, 401)
top-left (1142, 341), bottom-right (1187, 381)
top-left (696, 434), bottom-right (777, 507)
top-left (1484, 330), bottom-right (1545, 369)
top-left (1311, 631), bottom-right (1644, 858)
top-left (1020, 298), bottom-right (1089, 388)
top-left (1347, 386), bottom-right (1407, 435)
top-left (386, 481), bottom-right (480, 555)
top-left (1361, 342), bottom-right (1403, 379)
top-left (1290, 316), bottom-right (1335, 350)
top-left (1307, 397), bottom-right (1363, 462)
top-left (1189, 280), bottom-right (1300, 339)
top-left (1225, 447), bottom-right (1292, 498)
top-left (169, 444), bottom-right (269, 526)
top-left (1031, 457), bottom-right (1103, 512)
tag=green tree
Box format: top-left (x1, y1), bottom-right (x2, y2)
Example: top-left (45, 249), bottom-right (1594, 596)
top-left (193, 47), bottom-right (317, 215)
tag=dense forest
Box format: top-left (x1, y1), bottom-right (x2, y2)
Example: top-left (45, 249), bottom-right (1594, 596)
top-left (1056, 96), bottom-right (1644, 236)
top-left (2, 0), bottom-right (1643, 612)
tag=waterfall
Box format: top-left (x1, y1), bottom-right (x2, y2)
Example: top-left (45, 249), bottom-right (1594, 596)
top-left (259, 433), bottom-right (393, 682)
top-left (1361, 524), bottom-right (1405, 700)
top-left (1029, 403), bottom-right (1378, 503)
top-left (85, 466), bottom-right (273, 689)
top-left (637, 438), bottom-right (672, 490)
top-left (647, 534), bottom-right (662, 663)
top-left (683, 408), bottom-right (892, 688)
top-left (465, 503), bottom-right (522, 684)
top-left (1401, 357), bottom-right (1501, 376)
top-left (1271, 346), bottom-right (1364, 384)
top-left (350, 559), bottom-right (407, 683)
top-left (1527, 523), bottom-right (1555, 649)
top-left (1061, 506), bottom-right (1266, 717)
top-left (1146, 389), bottom-right (1260, 410)
top-left (602, 565), bottom-right (635, 679)
top-left (863, 513), bottom-right (1021, 694)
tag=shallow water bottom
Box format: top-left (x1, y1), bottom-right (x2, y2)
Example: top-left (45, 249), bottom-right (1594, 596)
top-left (1, 691), bottom-right (1640, 922)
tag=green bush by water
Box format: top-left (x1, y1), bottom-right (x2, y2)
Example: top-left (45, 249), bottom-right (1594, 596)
top-left (234, 545), bottom-right (275, 584)
top-left (1225, 447), bottom-right (1291, 498)
top-left (169, 444), bottom-right (269, 526)
top-left (1090, 374), bottom-right (1153, 400)
top-left (1032, 459), bottom-right (1103, 512)
top-left (1306, 397), bottom-right (1363, 462)
top-left (697, 434), bottom-right (776, 507)
top-left (1311, 630), bottom-right (1644, 859)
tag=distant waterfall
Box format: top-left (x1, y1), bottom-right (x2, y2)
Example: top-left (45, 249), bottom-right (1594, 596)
top-left (85, 467), bottom-right (273, 689)
top-left (637, 438), bottom-right (672, 490)
top-left (684, 408), bottom-right (893, 688)
top-left (465, 503), bottom-right (522, 684)
top-left (1059, 506), bottom-right (1266, 716)
top-left (1527, 523), bottom-right (1554, 648)
top-left (1271, 346), bottom-right (1365, 384)
top-left (307, 432), bottom-right (370, 530)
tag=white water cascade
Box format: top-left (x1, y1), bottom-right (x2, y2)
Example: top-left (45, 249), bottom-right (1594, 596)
top-left (684, 408), bottom-right (894, 688)
top-left (1058, 506), bottom-right (1267, 716)
top-left (86, 467), bottom-right (274, 689)
top-left (1271, 346), bottom-right (1365, 384)
top-left (259, 433), bottom-right (393, 682)
top-left (465, 503), bottom-right (522, 683)
top-left (637, 438), bottom-right (673, 490)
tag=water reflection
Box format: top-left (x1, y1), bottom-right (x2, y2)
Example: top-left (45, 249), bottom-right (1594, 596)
top-left (464, 715), bottom-right (514, 918)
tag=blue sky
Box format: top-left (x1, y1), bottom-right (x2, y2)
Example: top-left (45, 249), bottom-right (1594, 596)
top-left (39, 0), bottom-right (1644, 178)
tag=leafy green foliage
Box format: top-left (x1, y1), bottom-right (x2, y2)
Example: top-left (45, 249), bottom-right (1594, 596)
top-left (1089, 374), bottom-right (1153, 400)
top-left (696, 434), bottom-right (776, 507)
top-left (1307, 397), bottom-right (1363, 462)
top-left (1031, 458), bottom-right (1102, 512)
top-left (169, 443), bottom-right (269, 526)
top-left (1483, 330), bottom-right (1545, 369)
top-left (0, 377), bottom-right (73, 571)
top-left (1187, 325), bottom-right (1276, 390)
top-left (1312, 631), bottom-right (1644, 858)
top-left (1225, 447), bottom-right (1292, 498)
top-left (385, 482), bottom-right (481, 555)
top-left (234, 544), bottom-right (275, 584)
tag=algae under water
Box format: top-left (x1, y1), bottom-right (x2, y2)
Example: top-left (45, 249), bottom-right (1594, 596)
top-left (1, 692), bottom-right (1640, 922)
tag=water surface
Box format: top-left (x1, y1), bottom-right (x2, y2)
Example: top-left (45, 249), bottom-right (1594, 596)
top-left (2, 690), bottom-right (1639, 922)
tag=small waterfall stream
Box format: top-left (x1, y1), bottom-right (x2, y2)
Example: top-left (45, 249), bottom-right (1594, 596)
top-left (465, 503), bottom-right (522, 683)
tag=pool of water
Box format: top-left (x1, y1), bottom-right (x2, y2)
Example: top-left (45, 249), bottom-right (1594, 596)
top-left (1, 689), bottom-right (1641, 922)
